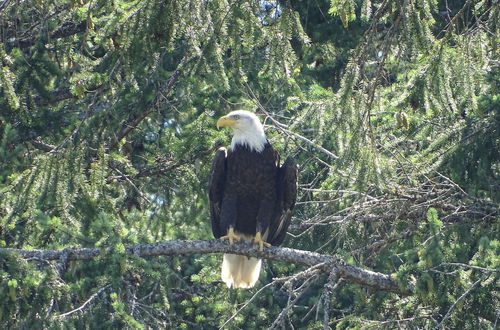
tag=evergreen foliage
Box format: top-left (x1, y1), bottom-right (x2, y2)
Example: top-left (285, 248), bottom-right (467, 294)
top-left (0, 0), bottom-right (498, 328)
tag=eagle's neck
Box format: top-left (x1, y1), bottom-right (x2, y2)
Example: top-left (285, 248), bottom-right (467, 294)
top-left (231, 126), bottom-right (267, 153)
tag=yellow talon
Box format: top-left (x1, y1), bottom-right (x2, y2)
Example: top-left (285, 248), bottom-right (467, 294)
top-left (220, 227), bottom-right (241, 245)
top-left (254, 232), bottom-right (271, 251)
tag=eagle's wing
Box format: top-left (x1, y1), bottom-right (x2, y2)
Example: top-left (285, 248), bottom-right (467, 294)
top-left (209, 147), bottom-right (227, 239)
top-left (268, 156), bottom-right (298, 246)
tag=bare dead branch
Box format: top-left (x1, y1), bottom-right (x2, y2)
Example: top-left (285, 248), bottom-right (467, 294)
top-left (30, 139), bottom-right (57, 152)
top-left (269, 274), bottom-right (317, 329)
top-left (433, 277), bottom-right (483, 329)
top-left (243, 84), bottom-right (340, 160)
top-left (430, 263), bottom-right (499, 275)
top-left (275, 125), bottom-right (340, 160)
top-left (55, 284), bottom-right (112, 318)
top-left (219, 281), bottom-right (277, 329)
top-left (0, 239), bottom-right (413, 296)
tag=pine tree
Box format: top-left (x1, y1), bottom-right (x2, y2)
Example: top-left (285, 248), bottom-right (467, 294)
top-left (0, 0), bottom-right (498, 328)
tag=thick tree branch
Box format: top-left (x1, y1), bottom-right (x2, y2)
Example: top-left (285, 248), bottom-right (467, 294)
top-left (0, 239), bottom-right (413, 296)
top-left (29, 139), bottom-right (57, 152)
top-left (5, 20), bottom-right (87, 49)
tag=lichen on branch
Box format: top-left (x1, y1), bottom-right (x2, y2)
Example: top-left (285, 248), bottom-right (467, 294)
top-left (0, 239), bottom-right (413, 296)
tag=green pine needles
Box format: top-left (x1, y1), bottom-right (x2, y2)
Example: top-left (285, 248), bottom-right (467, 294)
top-left (0, 0), bottom-right (498, 328)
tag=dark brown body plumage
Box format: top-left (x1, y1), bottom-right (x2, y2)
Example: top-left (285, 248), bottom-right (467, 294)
top-left (209, 143), bottom-right (297, 245)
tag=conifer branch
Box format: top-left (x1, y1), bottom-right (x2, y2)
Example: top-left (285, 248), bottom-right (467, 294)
top-left (5, 20), bottom-right (87, 49)
top-left (108, 69), bottom-right (182, 151)
top-left (0, 239), bottom-right (413, 296)
top-left (250, 90), bottom-right (340, 160)
top-left (32, 86), bottom-right (98, 106)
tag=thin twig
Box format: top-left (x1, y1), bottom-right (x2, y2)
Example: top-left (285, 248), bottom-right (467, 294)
top-left (219, 281), bottom-right (277, 329)
top-left (431, 263), bottom-right (499, 274)
top-left (268, 275), bottom-right (317, 330)
top-left (55, 284), bottom-right (111, 318)
top-left (433, 278), bottom-right (482, 329)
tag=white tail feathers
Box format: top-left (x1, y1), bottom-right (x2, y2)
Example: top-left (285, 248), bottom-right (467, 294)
top-left (221, 254), bottom-right (262, 289)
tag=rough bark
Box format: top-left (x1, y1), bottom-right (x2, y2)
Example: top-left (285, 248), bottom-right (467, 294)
top-left (0, 239), bottom-right (413, 295)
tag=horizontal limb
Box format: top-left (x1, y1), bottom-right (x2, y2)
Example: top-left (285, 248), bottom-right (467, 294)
top-left (0, 239), bottom-right (413, 296)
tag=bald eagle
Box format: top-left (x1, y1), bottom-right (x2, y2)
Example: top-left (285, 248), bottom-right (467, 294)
top-left (209, 110), bottom-right (297, 288)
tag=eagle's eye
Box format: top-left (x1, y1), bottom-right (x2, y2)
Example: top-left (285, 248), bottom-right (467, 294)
top-left (232, 114), bottom-right (241, 120)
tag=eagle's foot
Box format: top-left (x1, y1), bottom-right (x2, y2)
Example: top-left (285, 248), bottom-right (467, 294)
top-left (253, 232), bottom-right (271, 251)
top-left (220, 227), bottom-right (241, 245)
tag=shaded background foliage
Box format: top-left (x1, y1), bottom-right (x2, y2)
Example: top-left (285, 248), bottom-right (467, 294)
top-left (0, 0), bottom-right (498, 328)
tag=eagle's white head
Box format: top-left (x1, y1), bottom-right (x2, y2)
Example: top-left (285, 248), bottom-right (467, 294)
top-left (216, 110), bottom-right (267, 152)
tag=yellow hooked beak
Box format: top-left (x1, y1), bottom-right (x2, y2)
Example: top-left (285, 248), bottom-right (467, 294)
top-left (216, 115), bottom-right (237, 129)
